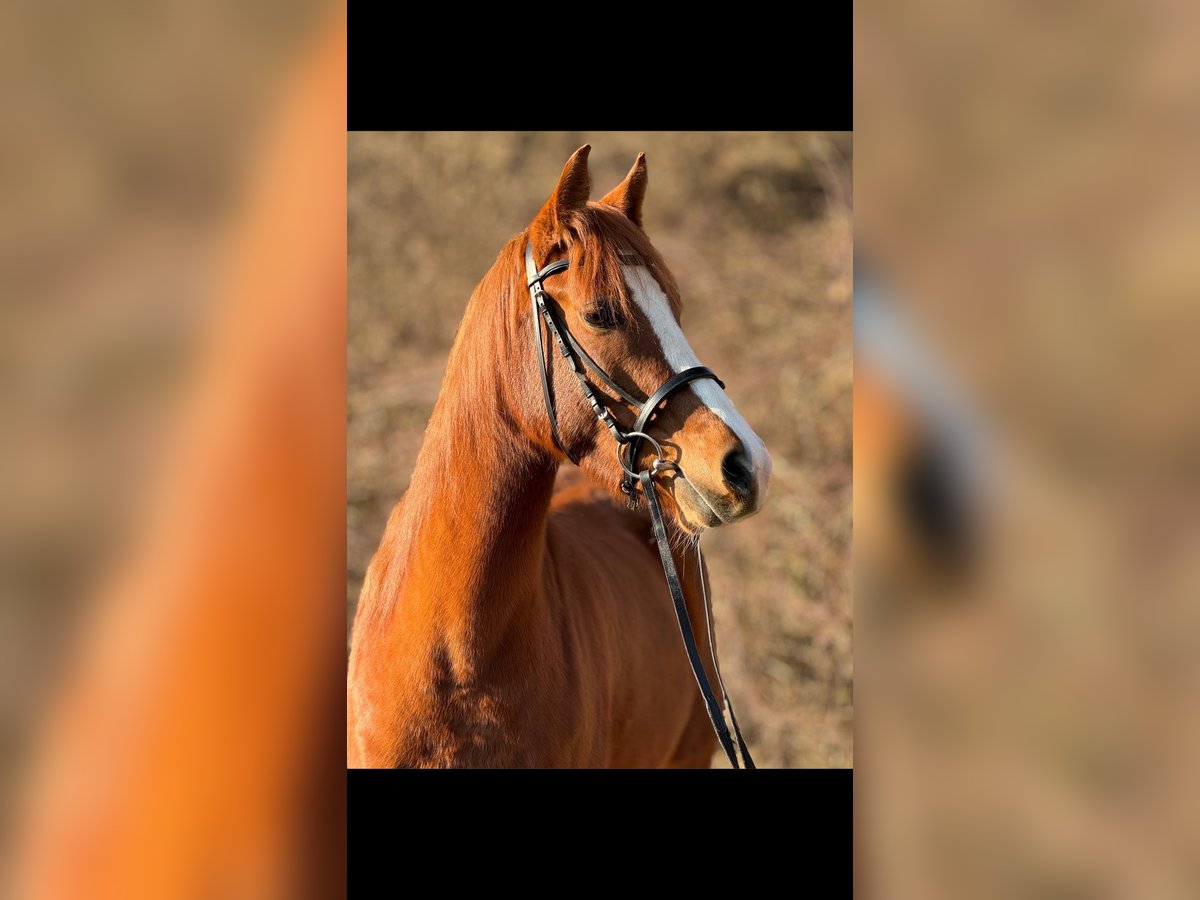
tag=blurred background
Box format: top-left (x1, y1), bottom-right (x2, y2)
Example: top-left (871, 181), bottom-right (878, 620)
top-left (2, 0), bottom-right (317, 799)
top-left (857, 2), bottom-right (1200, 895)
top-left (3, 5), bottom-right (345, 897)
top-left (348, 132), bottom-right (853, 768)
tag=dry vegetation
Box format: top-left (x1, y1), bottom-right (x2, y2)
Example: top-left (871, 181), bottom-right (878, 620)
top-left (348, 132), bottom-right (852, 767)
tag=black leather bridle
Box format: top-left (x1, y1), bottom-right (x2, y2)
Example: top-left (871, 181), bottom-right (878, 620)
top-left (525, 241), bottom-right (755, 769)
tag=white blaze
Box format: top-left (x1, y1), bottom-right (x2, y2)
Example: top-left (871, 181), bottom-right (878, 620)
top-left (622, 265), bottom-right (772, 497)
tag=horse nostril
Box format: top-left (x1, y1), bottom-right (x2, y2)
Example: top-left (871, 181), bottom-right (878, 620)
top-left (720, 445), bottom-right (755, 499)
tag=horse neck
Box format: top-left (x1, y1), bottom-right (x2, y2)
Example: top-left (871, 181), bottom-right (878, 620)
top-left (361, 272), bottom-right (558, 663)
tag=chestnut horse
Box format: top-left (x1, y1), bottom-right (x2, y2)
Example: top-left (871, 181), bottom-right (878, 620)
top-left (347, 146), bottom-right (771, 768)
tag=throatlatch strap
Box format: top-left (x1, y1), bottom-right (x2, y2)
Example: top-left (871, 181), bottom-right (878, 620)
top-left (640, 469), bottom-right (743, 768)
top-left (526, 243), bottom-right (573, 461)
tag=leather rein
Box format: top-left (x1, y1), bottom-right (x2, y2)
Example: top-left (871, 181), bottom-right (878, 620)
top-left (525, 241), bottom-right (755, 769)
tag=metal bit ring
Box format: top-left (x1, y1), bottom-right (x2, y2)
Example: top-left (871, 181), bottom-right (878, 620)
top-left (618, 431), bottom-right (669, 479)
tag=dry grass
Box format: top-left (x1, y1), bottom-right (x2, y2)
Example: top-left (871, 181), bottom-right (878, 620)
top-left (347, 132), bottom-right (852, 767)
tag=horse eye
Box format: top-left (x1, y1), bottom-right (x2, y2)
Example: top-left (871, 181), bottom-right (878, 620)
top-left (584, 305), bottom-right (625, 330)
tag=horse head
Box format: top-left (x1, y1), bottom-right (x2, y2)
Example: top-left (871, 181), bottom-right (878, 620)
top-left (518, 145), bottom-right (772, 533)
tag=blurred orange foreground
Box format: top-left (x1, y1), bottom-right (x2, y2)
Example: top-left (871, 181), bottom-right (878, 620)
top-left (10, 8), bottom-right (347, 899)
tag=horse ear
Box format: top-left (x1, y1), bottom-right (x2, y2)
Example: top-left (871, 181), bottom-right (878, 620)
top-left (600, 153), bottom-right (647, 228)
top-left (532, 145), bottom-right (592, 240)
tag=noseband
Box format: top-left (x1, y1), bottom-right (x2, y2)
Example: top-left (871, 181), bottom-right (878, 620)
top-left (525, 241), bottom-right (755, 769)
